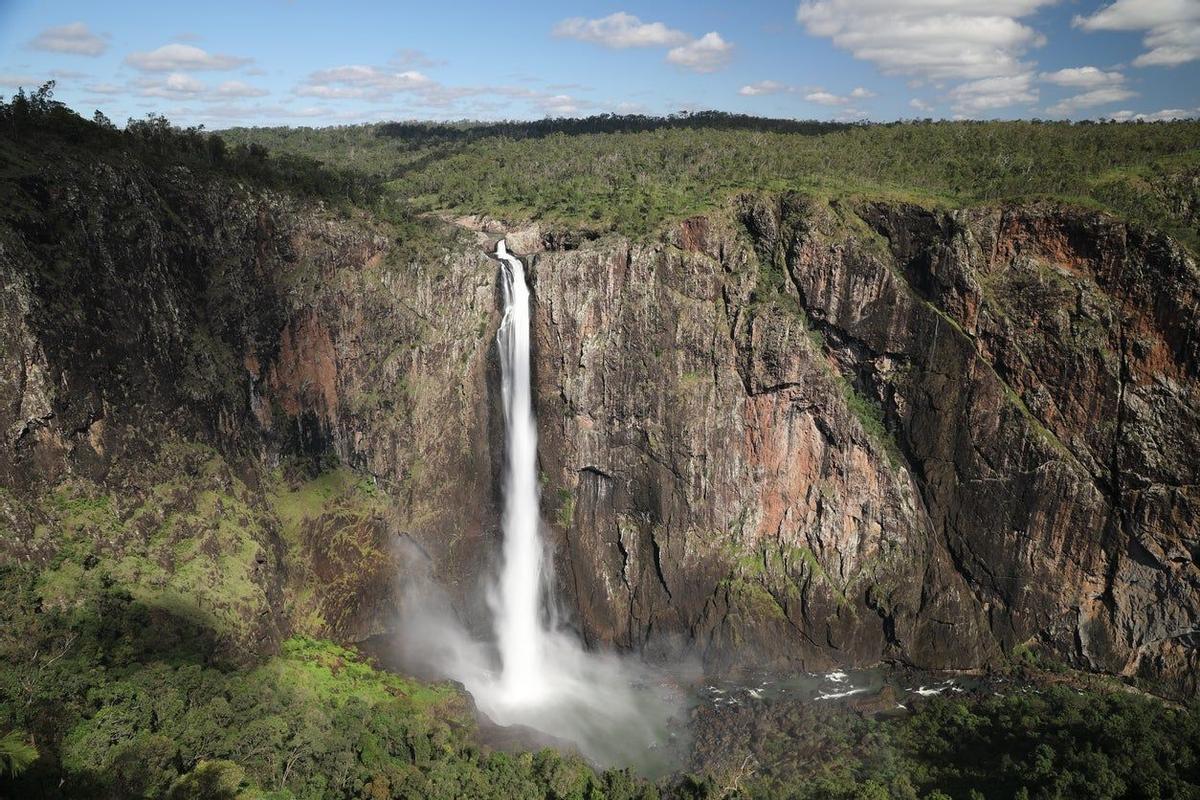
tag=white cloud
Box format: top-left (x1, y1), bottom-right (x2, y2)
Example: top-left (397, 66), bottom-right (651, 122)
top-left (28, 22), bottom-right (107, 56)
top-left (740, 82), bottom-right (878, 105)
top-left (1074, 0), bottom-right (1200, 67)
top-left (552, 12), bottom-right (689, 48)
top-left (137, 73), bottom-right (207, 98)
top-left (910, 97), bottom-right (934, 112)
top-left (296, 65), bottom-right (433, 100)
top-left (1046, 86), bottom-right (1137, 115)
top-left (1108, 107), bottom-right (1199, 121)
top-left (805, 89), bottom-right (849, 105)
top-left (555, 12), bottom-right (733, 72)
top-left (797, 0), bottom-right (1055, 114)
top-left (739, 80), bottom-right (790, 96)
top-left (126, 44), bottom-right (252, 72)
top-left (1040, 65), bottom-right (1133, 116)
top-left (215, 80), bottom-right (268, 98)
top-left (796, 0), bottom-right (1054, 81)
top-left (1040, 66), bottom-right (1126, 87)
top-left (534, 93), bottom-right (592, 116)
top-left (666, 32), bottom-right (734, 72)
top-left (293, 62), bottom-right (603, 118)
top-left (947, 72), bottom-right (1038, 113)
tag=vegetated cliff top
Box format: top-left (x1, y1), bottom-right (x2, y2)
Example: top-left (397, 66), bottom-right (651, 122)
top-left (6, 81), bottom-right (1198, 251)
top-left (221, 111), bottom-right (1200, 251)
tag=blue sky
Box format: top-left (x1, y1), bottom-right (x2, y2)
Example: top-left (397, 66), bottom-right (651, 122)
top-left (1, 0), bottom-right (1197, 127)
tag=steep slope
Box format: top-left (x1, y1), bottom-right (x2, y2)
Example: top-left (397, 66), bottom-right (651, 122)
top-left (1, 114), bottom-right (1196, 703)
top-left (0, 128), bottom-right (504, 654)
top-left (526, 195), bottom-right (1199, 697)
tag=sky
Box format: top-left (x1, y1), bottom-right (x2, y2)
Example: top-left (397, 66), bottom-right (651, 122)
top-left (0, 0), bottom-right (1197, 128)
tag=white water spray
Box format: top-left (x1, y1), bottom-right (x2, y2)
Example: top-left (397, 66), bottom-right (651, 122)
top-left (392, 239), bottom-right (687, 772)
top-left (493, 239), bottom-right (547, 703)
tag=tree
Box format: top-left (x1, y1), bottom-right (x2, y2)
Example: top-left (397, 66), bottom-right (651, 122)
top-left (0, 730), bottom-right (38, 778)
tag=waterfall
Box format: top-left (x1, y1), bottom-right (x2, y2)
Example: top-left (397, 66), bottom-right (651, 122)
top-left (493, 239), bottom-right (546, 703)
top-left (393, 238), bottom-right (683, 773)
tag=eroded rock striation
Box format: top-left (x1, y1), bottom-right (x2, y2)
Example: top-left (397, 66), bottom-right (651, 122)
top-left (2, 149), bottom-right (1196, 695)
top-left (529, 194), bottom-right (1199, 697)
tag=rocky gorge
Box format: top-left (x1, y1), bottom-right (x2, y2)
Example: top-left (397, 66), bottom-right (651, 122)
top-left (3, 123), bottom-right (1197, 708)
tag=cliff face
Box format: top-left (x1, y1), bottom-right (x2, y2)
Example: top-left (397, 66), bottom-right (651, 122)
top-left (2, 148), bottom-right (1196, 696)
top-left (528, 195), bottom-right (1199, 696)
top-left (1, 154), bottom-right (503, 653)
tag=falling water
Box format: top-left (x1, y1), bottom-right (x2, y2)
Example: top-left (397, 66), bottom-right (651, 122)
top-left (392, 239), bottom-right (687, 773)
top-left (493, 239), bottom-right (546, 703)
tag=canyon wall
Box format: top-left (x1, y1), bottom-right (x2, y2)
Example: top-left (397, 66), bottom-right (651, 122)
top-left (2, 151), bottom-right (1196, 695)
top-left (529, 195), bottom-right (1199, 696)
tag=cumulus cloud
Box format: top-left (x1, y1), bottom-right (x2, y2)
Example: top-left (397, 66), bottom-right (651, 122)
top-left (555, 12), bottom-right (733, 73)
top-left (796, 0), bottom-right (1054, 81)
top-left (910, 97), bottom-right (934, 112)
top-left (797, 0), bottom-right (1053, 114)
top-left (296, 65), bottom-right (433, 100)
top-left (739, 80), bottom-right (790, 96)
top-left (666, 32), bottom-right (733, 72)
top-left (804, 89), bottom-right (848, 105)
top-left (137, 72), bottom-right (207, 98)
top-left (294, 62), bottom-right (600, 118)
top-left (28, 21), bottom-right (108, 56)
top-left (1039, 65), bottom-right (1133, 116)
top-left (1074, 0), bottom-right (1200, 67)
top-left (1046, 86), bottom-right (1137, 115)
top-left (947, 72), bottom-right (1038, 113)
top-left (552, 12), bottom-right (689, 48)
top-left (1040, 66), bottom-right (1126, 87)
top-left (126, 43), bottom-right (252, 72)
top-left (739, 82), bottom-right (876, 106)
top-left (533, 93), bottom-right (591, 116)
top-left (1051, 86), bottom-right (1132, 115)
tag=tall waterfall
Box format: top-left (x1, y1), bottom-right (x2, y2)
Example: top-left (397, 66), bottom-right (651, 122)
top-left (393, 238), bottom-right (683, 773)
top-left (493, 239), bottom-right (546, 703)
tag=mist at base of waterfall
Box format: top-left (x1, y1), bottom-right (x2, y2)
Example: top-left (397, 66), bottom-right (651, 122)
top-left (388, 557), bottom-right (691, 777)
top-left (385, 241), bottom-right (691, 775)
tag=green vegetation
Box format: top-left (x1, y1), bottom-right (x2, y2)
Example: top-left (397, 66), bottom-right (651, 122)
top-left (9, 81), bottom-right (1198, 250)
top-left (4, 82), bottom-right (1200, 800)
top-left (838, 378), bottom-right (904, 470)
top-left (0, 81), bottom-right (451, 258)
top-left (696, 687), bottom-right (1200, 800)
top-left (0, 730), bottom-right (38, 778)
top-left (555, 488), bottom-right (576, 528)
top-left (224, 113), bottom-right (1200, 251)
top-left (1, 82), bottom-right (377, 208)
top-left (0, 560), bottom-right (663, 799)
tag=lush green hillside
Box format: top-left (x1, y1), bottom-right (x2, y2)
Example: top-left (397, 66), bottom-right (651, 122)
top-left (222, 115), bottom-right (1200, 250)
